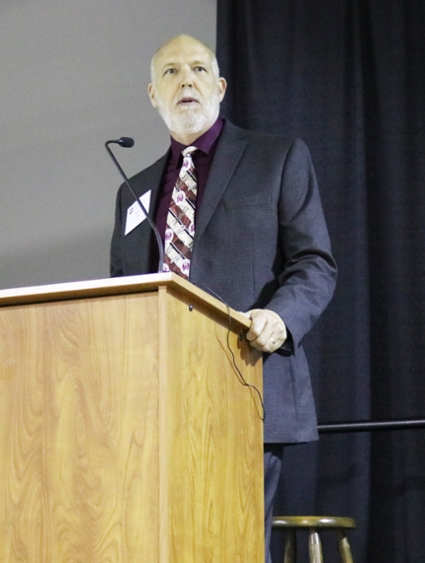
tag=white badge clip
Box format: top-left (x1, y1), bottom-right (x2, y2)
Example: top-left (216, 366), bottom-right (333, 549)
top-left (125, 190), bottom-right (152, 235)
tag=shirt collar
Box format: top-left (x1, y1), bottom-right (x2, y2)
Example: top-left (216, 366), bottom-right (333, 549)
top-left (169, 118), bottom-right (224, 167)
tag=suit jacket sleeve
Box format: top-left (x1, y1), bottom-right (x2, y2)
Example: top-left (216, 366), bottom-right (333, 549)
top-left (265, 138), bottom-right (336, 351)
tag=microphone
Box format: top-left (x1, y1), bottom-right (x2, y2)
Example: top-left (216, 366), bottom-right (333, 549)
top-left (105, 138), bottom-right (164, 273)
top-left (115, 136), bottom-right (135, 148)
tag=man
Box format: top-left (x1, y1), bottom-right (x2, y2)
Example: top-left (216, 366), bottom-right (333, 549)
top-left (110, 34), bottom-right (337, 562)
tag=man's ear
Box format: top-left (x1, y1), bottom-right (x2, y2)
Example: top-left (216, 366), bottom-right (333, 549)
top-left (217, 77), bottom-right (227, 102)
top-left (148, 83), bottom-right (158, 108)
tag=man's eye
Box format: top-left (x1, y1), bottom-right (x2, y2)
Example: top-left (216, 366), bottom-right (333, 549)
top-left (164, 68), bottom-right (176, 75)
top-left (194, 66), bottom-right (206, 72)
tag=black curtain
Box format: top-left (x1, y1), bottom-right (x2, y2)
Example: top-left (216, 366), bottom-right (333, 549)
top-left (216, 1), bottom-right (425, 562)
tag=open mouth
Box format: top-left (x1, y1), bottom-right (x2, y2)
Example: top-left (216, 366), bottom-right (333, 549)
top-left (178, 97), bottom-right (199, 106)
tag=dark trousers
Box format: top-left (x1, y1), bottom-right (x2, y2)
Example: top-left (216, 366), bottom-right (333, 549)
top-left (264, 444), bottom-right (284, 563)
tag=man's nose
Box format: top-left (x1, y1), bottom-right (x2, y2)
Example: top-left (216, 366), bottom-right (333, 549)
top-left (180, 68), bottom-right (193, 87)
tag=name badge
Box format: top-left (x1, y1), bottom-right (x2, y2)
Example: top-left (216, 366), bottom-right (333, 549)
top-left (125, 190), bottom-right (152, 235)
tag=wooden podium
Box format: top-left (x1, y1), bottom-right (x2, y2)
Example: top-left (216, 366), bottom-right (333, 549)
top-left (0, 273), bottom-right (264, 563)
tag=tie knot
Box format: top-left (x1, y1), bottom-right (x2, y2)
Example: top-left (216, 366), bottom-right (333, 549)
top-left (182, 146), bottom-right (198, 158)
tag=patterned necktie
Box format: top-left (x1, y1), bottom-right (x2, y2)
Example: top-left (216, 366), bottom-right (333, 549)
top-left (163, 146), bottom-right (198, 279)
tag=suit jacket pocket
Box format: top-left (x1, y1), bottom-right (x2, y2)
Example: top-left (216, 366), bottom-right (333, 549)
top-left (222, 193), bottom-right (273, 210)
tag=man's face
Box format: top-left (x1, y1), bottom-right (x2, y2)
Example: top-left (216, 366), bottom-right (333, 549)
top-left (148, 36), bottom-right (227, 143)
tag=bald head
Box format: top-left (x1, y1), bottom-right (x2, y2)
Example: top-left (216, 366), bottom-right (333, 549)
top-left (150, 35), bottom-right (220, 83)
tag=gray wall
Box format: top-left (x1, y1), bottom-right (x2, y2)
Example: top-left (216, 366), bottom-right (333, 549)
top-left (0, 0), bottom-right (216, 289)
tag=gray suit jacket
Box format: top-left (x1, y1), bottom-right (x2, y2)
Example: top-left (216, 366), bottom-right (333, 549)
top-left (110, 120), bottom-right (337, 443)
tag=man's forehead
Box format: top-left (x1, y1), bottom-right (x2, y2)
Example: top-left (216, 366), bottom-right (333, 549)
top-left (154, 37), bottom-right (213, 68)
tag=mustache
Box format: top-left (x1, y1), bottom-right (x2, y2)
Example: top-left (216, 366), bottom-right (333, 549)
top-left (175, 89), bottom-right (202, 103)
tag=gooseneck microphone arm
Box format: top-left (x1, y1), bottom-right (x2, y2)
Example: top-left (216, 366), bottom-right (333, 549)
top-left (105, 138), bottom-right (164, 274)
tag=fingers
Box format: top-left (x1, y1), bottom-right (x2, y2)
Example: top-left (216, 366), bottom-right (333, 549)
top-left (244, 309), bottom-right (287, 353)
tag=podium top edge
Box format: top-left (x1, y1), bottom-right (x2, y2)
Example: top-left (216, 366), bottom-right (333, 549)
top-left (0, 273), bottom-right (251, 330)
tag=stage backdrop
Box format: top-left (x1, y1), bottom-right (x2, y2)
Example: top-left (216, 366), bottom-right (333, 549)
top-left (216, 1), bottom-right (425, 562)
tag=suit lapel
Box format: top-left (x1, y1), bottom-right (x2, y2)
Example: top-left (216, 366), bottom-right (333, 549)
top-left (127, 152), bottom-right (168, 274)
top-left (194, 122), bottom-right (247, 243)
top-left (137, 151), bottom-right (169, 212)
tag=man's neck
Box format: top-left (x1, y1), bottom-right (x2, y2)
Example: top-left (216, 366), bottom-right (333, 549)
top-left (169, 131), bottom-right (203, 146)
top-left (170, 119), bottom-right (224, 161)
top-left (169, 122), bottom-right (216, 146)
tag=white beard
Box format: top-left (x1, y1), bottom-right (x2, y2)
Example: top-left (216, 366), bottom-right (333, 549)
top-left (156, 90), bottom-right (221, 138)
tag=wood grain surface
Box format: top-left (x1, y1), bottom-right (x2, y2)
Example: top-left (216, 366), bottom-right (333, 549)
top-left (160, 288), bottom-right (263, 563)
top-left (0, 294), bottom-right (159, 562)
top-left (0, 285), bottom-right (263, 563)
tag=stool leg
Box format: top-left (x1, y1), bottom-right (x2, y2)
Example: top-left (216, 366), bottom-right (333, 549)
top-left (308, 529), bottom-right (323, 563)
top-left (283, 529), bottom-right (296, 563)
top-left (337, 530), bottom-right (354, 563)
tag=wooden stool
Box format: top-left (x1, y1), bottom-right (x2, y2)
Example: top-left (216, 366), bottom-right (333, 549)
top-left (272, 516), bottom-right (356, 563)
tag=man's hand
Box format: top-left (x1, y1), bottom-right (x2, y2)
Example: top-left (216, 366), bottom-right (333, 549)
top-left (243, 309), bottom-right (287, 353)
